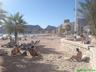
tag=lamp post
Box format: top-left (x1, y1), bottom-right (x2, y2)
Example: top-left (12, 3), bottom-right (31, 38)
top-left (74, 0), bottom-right (78, 35)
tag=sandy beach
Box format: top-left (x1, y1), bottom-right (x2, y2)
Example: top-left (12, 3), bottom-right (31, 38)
top-left (0, 35), bottom-right (92, 72)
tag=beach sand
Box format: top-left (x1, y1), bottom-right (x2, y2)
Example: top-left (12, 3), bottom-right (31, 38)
top-left (0, 35), bottom-right (91, 72)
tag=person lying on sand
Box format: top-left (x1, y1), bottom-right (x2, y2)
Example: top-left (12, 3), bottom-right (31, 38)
top-left (70, 48), bottom-right (82, 62)
top-left (11, 45), bottom-right (21, 56)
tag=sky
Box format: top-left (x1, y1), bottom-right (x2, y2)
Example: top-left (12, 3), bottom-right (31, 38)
top-left (0, 0), bottom-right (75, 28)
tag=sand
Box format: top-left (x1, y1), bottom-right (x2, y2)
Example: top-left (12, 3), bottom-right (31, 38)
top-left (0, 35), bottom-right (92, 72)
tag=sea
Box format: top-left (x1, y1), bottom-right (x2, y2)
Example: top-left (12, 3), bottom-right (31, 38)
top-left (0, 33), bottom-right (50, 38)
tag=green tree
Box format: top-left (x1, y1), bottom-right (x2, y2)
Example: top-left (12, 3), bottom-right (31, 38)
top-left (3, 18), bottom-right (14, 42)
top-left (0, 2), bottom-right (7, 25)
top-left (78, 0), bottom-right (96, 36)
top-left (58, 24), bottom-right (65, 34)
top-left (64, 24), bottom-right (71, 32)
top-left (0, 9), bottom-right (6, 25)
top-left (63, 24), bottom-right (71, 38)
top-left (4, 12), bottom-right (27, 44)
top-left (60, 28), bottom-right (65, 33)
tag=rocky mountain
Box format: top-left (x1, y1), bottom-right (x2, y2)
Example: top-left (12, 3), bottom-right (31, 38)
top-left (0, 25), bottom-right (57, 34)
top-left (44, 25), bottom-right (57, 33)
top-left (25, 25), bottom-right (43, 33)
top-left (45, 25), bottom-right (56, 30)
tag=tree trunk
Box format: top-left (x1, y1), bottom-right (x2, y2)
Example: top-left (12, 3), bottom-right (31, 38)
top-left (14, 30), bottom-right (18, 44)
top-left (9, 33), bottom-right (12, 42)
top-left (65, 30), bottom-right (68, 39)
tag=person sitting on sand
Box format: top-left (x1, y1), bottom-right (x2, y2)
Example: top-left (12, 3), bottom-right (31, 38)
top-left (28, 46), bottom-right (38, 56)
top-left (28, 46), bottom-right (42, 58)
top-left (11, 45), bottom-right (21, 56)
top-left (70, 48), bottom-right (82, 62)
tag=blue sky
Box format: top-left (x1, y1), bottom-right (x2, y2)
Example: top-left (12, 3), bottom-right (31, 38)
top-left (1, 0), bottom-right (75, 28)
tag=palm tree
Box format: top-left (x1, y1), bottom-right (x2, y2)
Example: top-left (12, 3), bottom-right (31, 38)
top-left (58, 24), bottom-right (64, 35)
top-left (4, 12), bottom-right (27, 44)
top-left (0, 9), bottom-right (6, 20)
top-left (64, 24), bottom-right (71, 32)
top-left (63, 19), bottom-right (71, 35)
top-left (78, 0), bottom-right (96, 36)
top-left (60, 28), bottom-right (65, 33)
top-left (0, 2), bottom-right (7, 25)
top-left (63, 23), bottom-right (71, 38)
top-left (0, 2), bottom-right (7, 38)
top-left (3, 18), bottom-right (14, 42)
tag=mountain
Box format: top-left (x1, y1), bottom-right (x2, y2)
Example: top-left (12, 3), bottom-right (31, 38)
top-left (25, 25), bottom-right (43, 33)
top-left (45, 25), bottom-right (57, 33)
top-left (0, 25), bottom-right (57, 34)
top-left (25, 25), bottom-right (57, 33)
top-left (45, 25), bottom-right (57, 30)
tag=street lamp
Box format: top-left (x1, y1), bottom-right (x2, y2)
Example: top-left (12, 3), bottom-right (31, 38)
top-left (74, 0), bottom-right (78, 35)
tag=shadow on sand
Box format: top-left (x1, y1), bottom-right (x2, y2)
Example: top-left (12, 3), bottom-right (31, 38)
top-left (0, 44), bottom-right (69, 72)
top-left (36, 45), bottom-right (62, 55)
top-left (1, 55), bottom-right (70, 72)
